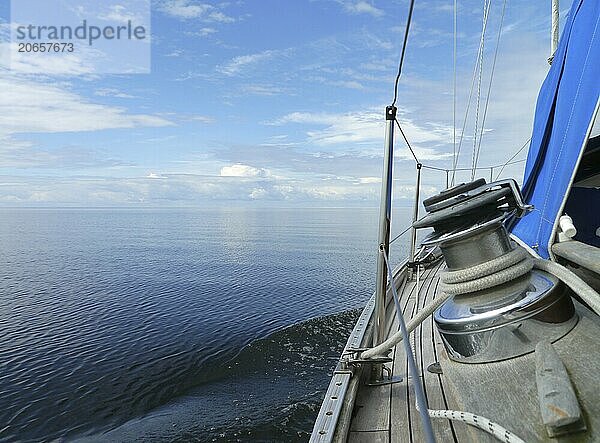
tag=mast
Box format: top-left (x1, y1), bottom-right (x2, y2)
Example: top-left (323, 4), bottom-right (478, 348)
top-left (550, 0), bottom-right (559, 64)
top-left (373, 106), bottom-right (396, 351)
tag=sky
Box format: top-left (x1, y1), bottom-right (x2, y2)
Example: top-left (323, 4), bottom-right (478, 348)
top-left (0, 0), bottom-right (572, 207)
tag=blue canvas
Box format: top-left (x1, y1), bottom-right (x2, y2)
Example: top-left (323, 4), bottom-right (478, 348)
top-left (511, 0), bottom-right (600, 258)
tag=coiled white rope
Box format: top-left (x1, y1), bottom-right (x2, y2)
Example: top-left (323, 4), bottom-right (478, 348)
top-left (439, 247), bottom-right (533, 295)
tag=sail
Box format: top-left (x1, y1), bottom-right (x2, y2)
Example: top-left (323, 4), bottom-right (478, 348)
top-left (511, 0), bottom-right (600, 259)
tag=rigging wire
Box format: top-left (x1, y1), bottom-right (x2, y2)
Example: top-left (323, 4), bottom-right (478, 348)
top-left (391, 0), bottom-right (416, 107)
top-left (494, 137), bottom-right (531, 180)
top-left (392, 115), bottom-right (527, 179)
top-left (395, 117), bottom-right (420, 164)
top-left (472, 0), bottom-right (508, 179)
top-left (451, 0), bottom-right (492, 186)
top-left (389, 224), bottom-right (413, 245)
top-left (420, 158), bottom-right (526, 174)
top-left (452, 0), bottom-right (457, 173)
top-left (470, 0), bottom-right (492, 180)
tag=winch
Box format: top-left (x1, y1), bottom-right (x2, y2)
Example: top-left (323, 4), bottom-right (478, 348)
top-left (414, 179), bottom-right (578, 363)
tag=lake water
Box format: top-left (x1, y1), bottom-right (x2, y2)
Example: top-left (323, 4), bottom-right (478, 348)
top-left (0, 208), bottom-right (412, 442)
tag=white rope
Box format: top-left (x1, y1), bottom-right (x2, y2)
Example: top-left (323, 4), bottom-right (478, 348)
top-left (442, 247), bottom-right (528, 283)
top-left (551, 0), bottom-right (560, 56)
top-left (362, 289), bottom-right (450, 359)
top-left (427, 409), bottom-right (526, 443)
top-left (534, 258), bottom-right (600, 316)
top-left (440, 255), bottom-right (533, 295)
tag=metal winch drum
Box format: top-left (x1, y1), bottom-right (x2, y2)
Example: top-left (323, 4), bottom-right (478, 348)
top-left (414, 179), bottom-right (578, 364)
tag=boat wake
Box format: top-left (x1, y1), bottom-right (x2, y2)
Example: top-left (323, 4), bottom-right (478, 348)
top-left (77, 308), bottom-right (361, 442)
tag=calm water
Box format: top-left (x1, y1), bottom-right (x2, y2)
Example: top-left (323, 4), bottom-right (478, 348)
top-left (0, 208), bottom-right (411, 442)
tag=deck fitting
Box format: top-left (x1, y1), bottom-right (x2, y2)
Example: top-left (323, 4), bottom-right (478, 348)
top-left (535, 340), bottom-right (587, 437)
top-left (365, 375), bottom-right (404, 386)
top-left (427, 362), bottom-right (443, 374)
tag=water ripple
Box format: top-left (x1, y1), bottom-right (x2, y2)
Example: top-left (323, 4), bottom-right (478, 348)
top-left (0, 208), bottom-right (411, 442)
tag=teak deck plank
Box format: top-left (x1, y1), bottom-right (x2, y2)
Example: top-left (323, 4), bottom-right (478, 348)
top-left (348, 430), bottom-right (389, 443)
top-left (348, 261), bottom-right (472, 442)
top-left (389, 272), bottom-right (418, 443)
top-left (350, 381), bottom-right (391, 432)
top-left (390, 264), bottom-right (449, 443)
top-left (349, 276), bottom-right (406, 433)
top-left (405, 268), bottom-right (427, 443)
top-left (418, 270), bottom-right (457, 442)
top-left (397, 263), bottom-right (460, 443)
top-left (429, 285), bottom-right (473, 443)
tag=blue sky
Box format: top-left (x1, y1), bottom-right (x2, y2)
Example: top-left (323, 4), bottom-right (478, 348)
top-left (0, 0), bottom-right (570, 206)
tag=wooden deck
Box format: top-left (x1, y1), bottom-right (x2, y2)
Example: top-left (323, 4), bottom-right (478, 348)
top-left (348, 261), bottom-right (464, 443)
top-left (348, 260), bottom-right (600, 442)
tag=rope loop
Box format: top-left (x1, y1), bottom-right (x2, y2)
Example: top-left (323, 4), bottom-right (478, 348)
top-left (442, 247), bottom-right (528, 284)
top-left (440, 246), bottom-right (533, 296)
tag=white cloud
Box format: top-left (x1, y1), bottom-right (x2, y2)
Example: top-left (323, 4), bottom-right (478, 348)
top-left (0, 142), bottom-right (132, 169)
top-left (0, 168), bottom-right (446, 205)
top-left (217, 50), bottom-right (277, 76)
top-left (198, 27), bottom-right (217, 36)
top-left (185, 27), bottom-right (218, 37)
top-left (267, 109), bottom-right (453, 153)
top-left (241, 84), bottom-right (290, 96)
top-left (160, 0), bottom-right (211, 18)
top-left (249, 187), bottom-right (267, 199)
top-left (0, 74), bottom-right (171, 138)
top-left (97, 4), bottom-right (144, 24)
top-left (5, 43), bottom-right (97, 76)
top-left (336, 1), bottom-right (384, 17)
top-left (358, 176), bottom-right (381, 184)
top-left (146, 172), bottom-right (167, 179)
top-left (165, 49), bottom-right (184, 57)
top-left (207, 12), bottom-right (235, 23)
top-left (189, 115), bottom-right (214, 123)
top-left (330, 80), bottom-right (364, 90)
top-left (0, 73), bottom-right (172, 170)
top-left (95, 88), bottom-right (136, 99)
top-left (220, 164), bottom-right (271, 178)
top-left (159, 0), bottom-right (235, 22)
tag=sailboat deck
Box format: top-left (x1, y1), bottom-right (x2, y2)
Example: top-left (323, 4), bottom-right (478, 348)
top-left (348, 261), bottom-right (463, 442)
top-left (347, 260), bottom-right (600, 442)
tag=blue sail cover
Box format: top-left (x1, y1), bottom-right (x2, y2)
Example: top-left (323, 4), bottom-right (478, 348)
top-left (511, 0), bottom-right (600, 258)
